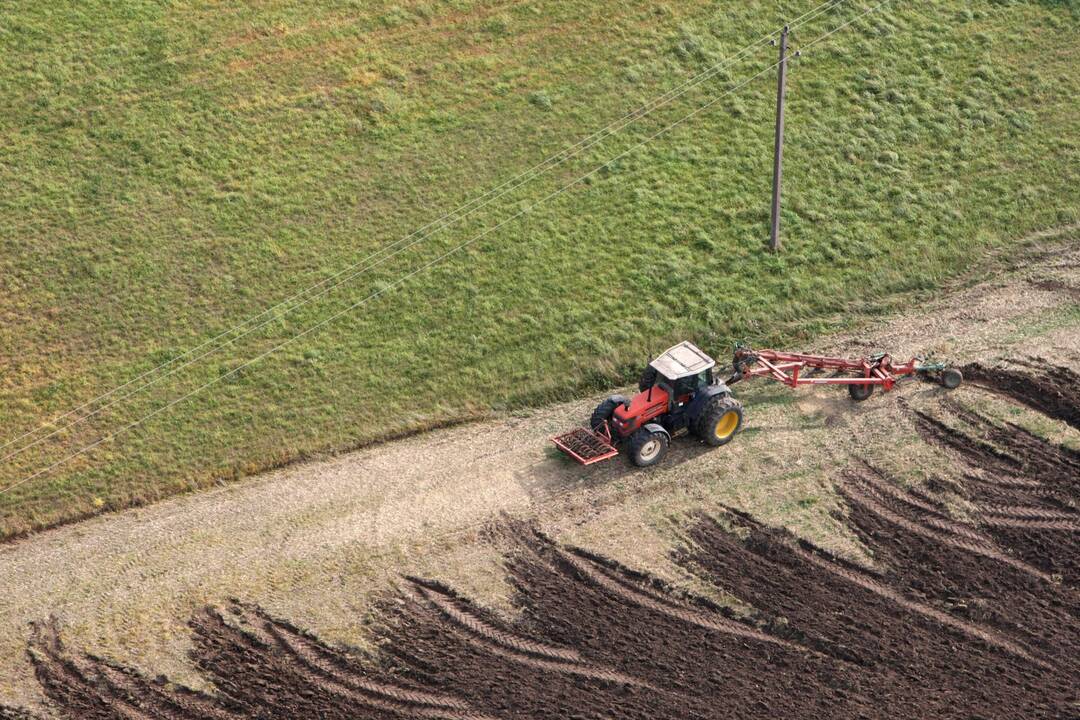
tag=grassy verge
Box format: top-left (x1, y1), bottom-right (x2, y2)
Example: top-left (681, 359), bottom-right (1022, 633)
top-left (1, 0), bottom-right (1078, 537)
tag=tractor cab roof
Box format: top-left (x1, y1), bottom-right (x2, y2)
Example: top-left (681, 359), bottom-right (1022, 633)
top-left (649, 341), bottom-right (716, 380)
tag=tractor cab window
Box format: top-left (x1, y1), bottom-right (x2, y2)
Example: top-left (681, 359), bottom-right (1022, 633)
top-left (673, 370), bottom-right (709, 398)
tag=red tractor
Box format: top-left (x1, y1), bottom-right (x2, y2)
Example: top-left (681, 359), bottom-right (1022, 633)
top-left (553, 341), bottom-right (743, 467)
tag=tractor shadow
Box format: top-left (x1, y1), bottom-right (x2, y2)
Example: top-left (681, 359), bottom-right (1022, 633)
top-left (516, 437), bottom-right (717, 499)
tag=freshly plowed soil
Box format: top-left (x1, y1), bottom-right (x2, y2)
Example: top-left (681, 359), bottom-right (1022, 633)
top-left (0, 709), bottom-right (38, 720)
top-left (15, 396), bottom-right (1080, 720)
top-left (912, 403), bottom-right (1079, 489)
top-left (961, 361), bottom-right (1080, 430)
top-left (910, 399), bottom-right (1080, 584)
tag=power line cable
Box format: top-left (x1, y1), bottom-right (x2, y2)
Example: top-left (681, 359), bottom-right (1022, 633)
top-left (0, 0), bottom-right (897, 497)
top-left (0, 0), bottom-right (849, 463)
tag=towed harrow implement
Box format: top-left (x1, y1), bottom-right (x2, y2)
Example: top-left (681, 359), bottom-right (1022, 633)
top-left (728, 346), bottom-right (963, 400)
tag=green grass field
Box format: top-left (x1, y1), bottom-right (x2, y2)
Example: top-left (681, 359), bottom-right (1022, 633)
top-left (1, 0), bottom-right (1077, 538)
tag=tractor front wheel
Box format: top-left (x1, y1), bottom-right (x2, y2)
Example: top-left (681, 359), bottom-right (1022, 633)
top-left (629, 428), bottom-right (669, 467)
top-left (590, 395), bottom-right (627, 432)
top-left (696, 396), bottom-right (744, 447)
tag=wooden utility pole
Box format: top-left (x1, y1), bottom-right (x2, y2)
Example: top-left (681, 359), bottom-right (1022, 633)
top-left (769, 26), bottom-right (790, 252)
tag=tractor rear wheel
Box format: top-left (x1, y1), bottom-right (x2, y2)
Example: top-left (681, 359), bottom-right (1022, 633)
top-left (696, 395), bottom-right (743, 447)
top-left (848, 381), bottom-right (875, 402)
top-left (590, 395), bottom-right (627, 432)
top-left (629, 427), bottom-right (669, 467)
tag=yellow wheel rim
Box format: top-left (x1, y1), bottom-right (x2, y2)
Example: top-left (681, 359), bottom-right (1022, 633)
top-left (714, 410), bottom-right (740, 440)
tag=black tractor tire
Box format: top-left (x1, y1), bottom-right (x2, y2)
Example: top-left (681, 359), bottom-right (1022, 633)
top-left (638, 365), bottom-right (658, 392)
top-left (695, 395), bottom-right (744, 447)
top-left (590, 395), bottom-right (627, 432)
top-left (629, 427), bottom-right (669, 467)
top-left (848, 380), bottom-right (875, 402)
top-left (941, 367), bottom-right (963, 390)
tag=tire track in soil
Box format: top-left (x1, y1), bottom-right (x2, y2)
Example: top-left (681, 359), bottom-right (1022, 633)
top-left (840, 476), bottom-right (1052, 581)
top-left (836, 471), bottom-right (1080, 670)
top-left (957, 473), bottom-right (1075, 506)
top-left (193, 606), bottom-right (428, 720)
top-left (93, 660), bottom-right (244, 720)
top-left (962, 361), bottom-right (1080, 430)
top-left (403, 579), bottom-right (652, 689)
top-left (554, 545), bottom-right (803, 651)
top-left (496, 520), bottom-right (868, 719)
top-left (981, 505), bottom-right (1079, 521)
top-left (850, 468), bottom-right (994, 543)
top-left (378, 572), bottom-right (700, 719)
top-left (789, 543), bottom-right (1046, 667)
top-left (0, 709), bottom-right (40, 720)
top-left (27, 622), bottom-right (198, 720)
top-left (212, 604), bottom-right (495, 720)
top-left (978, 516), bottom-right (1080, 531)
top-left (911, 406), bottom-right (1024, 473)
top-left (404, 578), bottom-right (584, 663)
top-left (910, 399), bottom-right (1080, 582)
top-left (681, 511), bottom-right (1078, 719)
top-left (854, 464), bottom-right (952, 517)
top-left (942, 396), bottom-right (1080, 481)
top-left (248, 605), bottom-right (477, 713)
top-left (88, 663), bottom-right (215, 720)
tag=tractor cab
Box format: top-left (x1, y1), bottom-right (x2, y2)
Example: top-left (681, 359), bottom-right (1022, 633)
top-left (608, 340), bottom-right (733, 444)
top-left (644, 341), bottom-right (716, 409)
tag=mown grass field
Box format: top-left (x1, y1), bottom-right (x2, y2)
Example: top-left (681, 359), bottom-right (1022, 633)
top-left (0, 0), bottom-right (1077, 538)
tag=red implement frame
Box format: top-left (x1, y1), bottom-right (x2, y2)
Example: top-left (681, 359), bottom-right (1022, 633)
top-left (732, 348), bottom-right (920, 391)
top-left (552, 422), bottom-right (619, 465)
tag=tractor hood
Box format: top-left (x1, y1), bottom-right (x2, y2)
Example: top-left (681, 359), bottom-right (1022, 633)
top-left (611, 385), bottom-right (670, 436)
